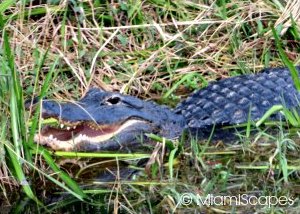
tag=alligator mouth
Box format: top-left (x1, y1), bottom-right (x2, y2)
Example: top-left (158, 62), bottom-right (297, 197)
top-left (34, 118), bottom-right (144, 151)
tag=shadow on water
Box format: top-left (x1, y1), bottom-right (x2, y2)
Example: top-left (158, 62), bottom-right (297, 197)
top-left (4, 157), bottom-right (147, 213)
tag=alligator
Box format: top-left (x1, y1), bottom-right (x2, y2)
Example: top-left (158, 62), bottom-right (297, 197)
top-left (31, 66), bottom-right (300, 151)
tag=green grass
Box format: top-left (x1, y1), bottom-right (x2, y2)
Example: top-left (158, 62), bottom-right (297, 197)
top-left (0, 0), bottom-right (300, 213)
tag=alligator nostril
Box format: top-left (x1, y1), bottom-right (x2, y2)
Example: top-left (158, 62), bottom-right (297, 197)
top-left (106, 96), bottom-right (121, 105)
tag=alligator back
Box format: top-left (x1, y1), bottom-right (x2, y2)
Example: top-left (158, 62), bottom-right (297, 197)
top-left (175, 67), bottom-right (300, 129)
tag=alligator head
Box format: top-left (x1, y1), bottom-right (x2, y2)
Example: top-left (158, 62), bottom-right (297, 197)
top-left (31, 88), bottom-right (185, 151)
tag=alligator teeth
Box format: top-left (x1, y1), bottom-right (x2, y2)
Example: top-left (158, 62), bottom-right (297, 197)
top-left (73, 126), bottom-right (76, 129)
top-left (67, 127), bottom-right (71, 131)
top-left (60, 124), bottom-right (64, 129)
top-left (49, 134), bottom-right (53, 139)
top-left (77, 134), bottom-right (88, 140)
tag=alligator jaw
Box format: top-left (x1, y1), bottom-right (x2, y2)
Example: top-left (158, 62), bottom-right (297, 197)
top-left (34, 119), bottom-right (148, 151)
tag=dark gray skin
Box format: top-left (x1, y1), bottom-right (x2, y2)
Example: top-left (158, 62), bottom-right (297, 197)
top-left (35, 89), bottom-right (185, 151)
top-left (34, 66), bottom-right (300, 151)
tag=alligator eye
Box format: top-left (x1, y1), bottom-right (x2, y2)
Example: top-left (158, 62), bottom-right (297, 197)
top-left (106, 96), bottom-right (121, 105)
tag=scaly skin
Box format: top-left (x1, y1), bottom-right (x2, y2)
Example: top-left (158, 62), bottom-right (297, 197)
top-left (31, 66), bottom-right (300, 151)
top-left (176, 67), bottom-right (300, 128)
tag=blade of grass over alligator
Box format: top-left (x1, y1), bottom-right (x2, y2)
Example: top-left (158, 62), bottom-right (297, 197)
top-left (31, 67), bottom-right (300, 151)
